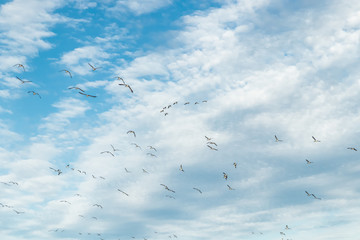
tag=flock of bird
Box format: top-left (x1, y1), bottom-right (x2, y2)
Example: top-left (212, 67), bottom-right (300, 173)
top-left (2, 62), bottom-right (356, 240)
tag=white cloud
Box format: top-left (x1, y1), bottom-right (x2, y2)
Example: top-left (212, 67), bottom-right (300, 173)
top-left (111, 0), bottom-right (172, 15)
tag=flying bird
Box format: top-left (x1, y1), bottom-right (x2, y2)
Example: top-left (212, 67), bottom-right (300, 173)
top-left (68, 86), bottom-right (84, 92)
top-left (305, 191), bottom-right (311, 196)
top-left (193, 187), bottom-right (202, 194)
top-left (233, 162), bottom-right (237, 168)
top-left (60, 69), bottom-right (72, 78)
top-left (16, 76), bottom-right (31, 84)
top-left (205, 136), bottom-right (212, 141)
top-left (207, 145), bottom-right (218, 151)
top-left (202, 100), bottom-right (207, 103)
top-left (88, 63), bottom-right (101, 71)
top-left (347, 147), bottom-right (357, 151)
top-left (9, 181), bottom-right (18, 185)
top-left (312, 136), bottom-right (320, 142)
top-left (78, 92), bottom-right (96, 98)
top-left (179, 164), bottom-right (184, 172)
top-left (207, 141), bottom-right (218, 146)
top-left (223, 172), bottom-right (228, 180)
top-left (114, 76), bottom-right (125, 84)
top-left (147, 153), bottom-right (157, 157)
top-left (142, 168), bottom-right (149, 174)
top-left (60, 200), bottom-right (71, 205)
top-left (119, 83), bottom-right (133, 93)
top-left (111, 144), bottom-right (120, 152)
top-left (93, 204), bottom-right (103, 209)
top-left (127, 130), bottom-right (136, 137)
top-left (184, 102), bottom-right (190, 105)
top-left (118, 189), bottom-right (129, 196)
top-left (13, 210), bottom-right (25, 214)
top-left (28, 91), bottom-right (41, 98)
top-left (275, 135), bottom-right (282, 142)
top-left (160, 184), bottom-right (175, 193)
top-left (285, 225), bottom-right (291, 230)
top-left (227, 184), bottom-right (235, 190)
top-left (13, 64), bottom-right (25, 71)
top-left (311, 193), bottom-right (322, 200)
top-left (131, 143), bottom-right (141, 149)
top-left (148, 146), bottom-right (157, 151)
top-left (305, 159), bottom-right (313, 164)
top-left (125, 168), bottom-right (131, 173)
top-left (100, 151), bottom-right (114, 157)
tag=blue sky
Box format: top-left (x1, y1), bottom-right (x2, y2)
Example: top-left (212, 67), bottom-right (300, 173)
top-left (1, 0), bottom-right (360, 239)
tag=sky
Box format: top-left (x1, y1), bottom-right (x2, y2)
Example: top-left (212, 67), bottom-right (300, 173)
top-left (1, 0), bottom-right (360, 239)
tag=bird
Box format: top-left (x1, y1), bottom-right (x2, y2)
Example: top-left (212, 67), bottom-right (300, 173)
top-left (92, 217), bottom-right (98, 220)
top-left (223, 172), bottom-right (228, 180)
top-left (16, 76), bottom-right (31, 84)
top-left (164, 112), bottom-right (169, 116)
top-left (88, 63), bottom-right (101, 71)
top-left (92, 175), bottom-right (96, 179)
top-left (179, 164), bottom-right (184, 172)
top-left (93, 204), bottom-right (103, 209)
top-left (147, 153), bottom-right (157, 157)
top-left (28, 91), bottom-right (41, 98)
top-left (280, 232), bottom-right (286, 236)
top-left (205, 136), bottom-right (212, 141)
top-left (125, 168), bottom-right (131, 173)
top-left (49, 167), bottom-right (62, 175)
top-left (99, 176), bottom-right (106, 180)
top-left (184, 102), bottom-right (190, 105)
top-left (193, 187), bottom-right (202, 194)
top-left (68, 86), bottom-right (84, 92)
top-left (160, 184), bottom-right (175, 193)
top-left (347, 147), bottom-right (357, 151)
top-left (311, 193), bottom-right (321, 200)
top-left (119, 83), bottom-right (133, 93)
top-left (118, 189), bottom-right (129, 196)
top-left (233, 162), bottom-right (237, 168)
top-left (9, 181), bottom-right (18, 185)
top-left (202, 100), bottom-right (207, 103)
top-left (78, 92), bottom-right (96, 98)
top-left (305, 191), bottom-right (311, 196)
top-left (111, 144), bottom-right (120, 152)
top-left (312, 136), bottom-right (320, 142)
top-left (207, 141), bottom-right (218, 146)
top-left (13, 210), bottom-right (25, 214)
top-left (275, 135), bottom-right (282, 142)
top-left (227, 184), bottom-right (235, 190)
top-left (194, 102), bottom-right (199, 104)
top-left (147, 146), bottom-right (157, 151)
top-left (60, 200), bottom-right (71, 205)
top-left (142, 168), bottom-right (149, 174)
top-left (100, 151), bottom-right (114, 157)
top-left (207, 145), bottom-right (218, 151)
top-left (60, 69), bottom-right (72, 78)
top-left (173, 101), bottom-right (178, 105)
top-left (305, 159), bottom-right (313, 164)
top-left (114, 76), bottom-right (125, 83)
top-left (13, 64), bottom-right (25, 71)
top-left (131, 143), bottom-right (141, 149)
top-left (285, 225), bottom-right (291, 230)
top-left (127, 130), bottom-right (136, 137)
